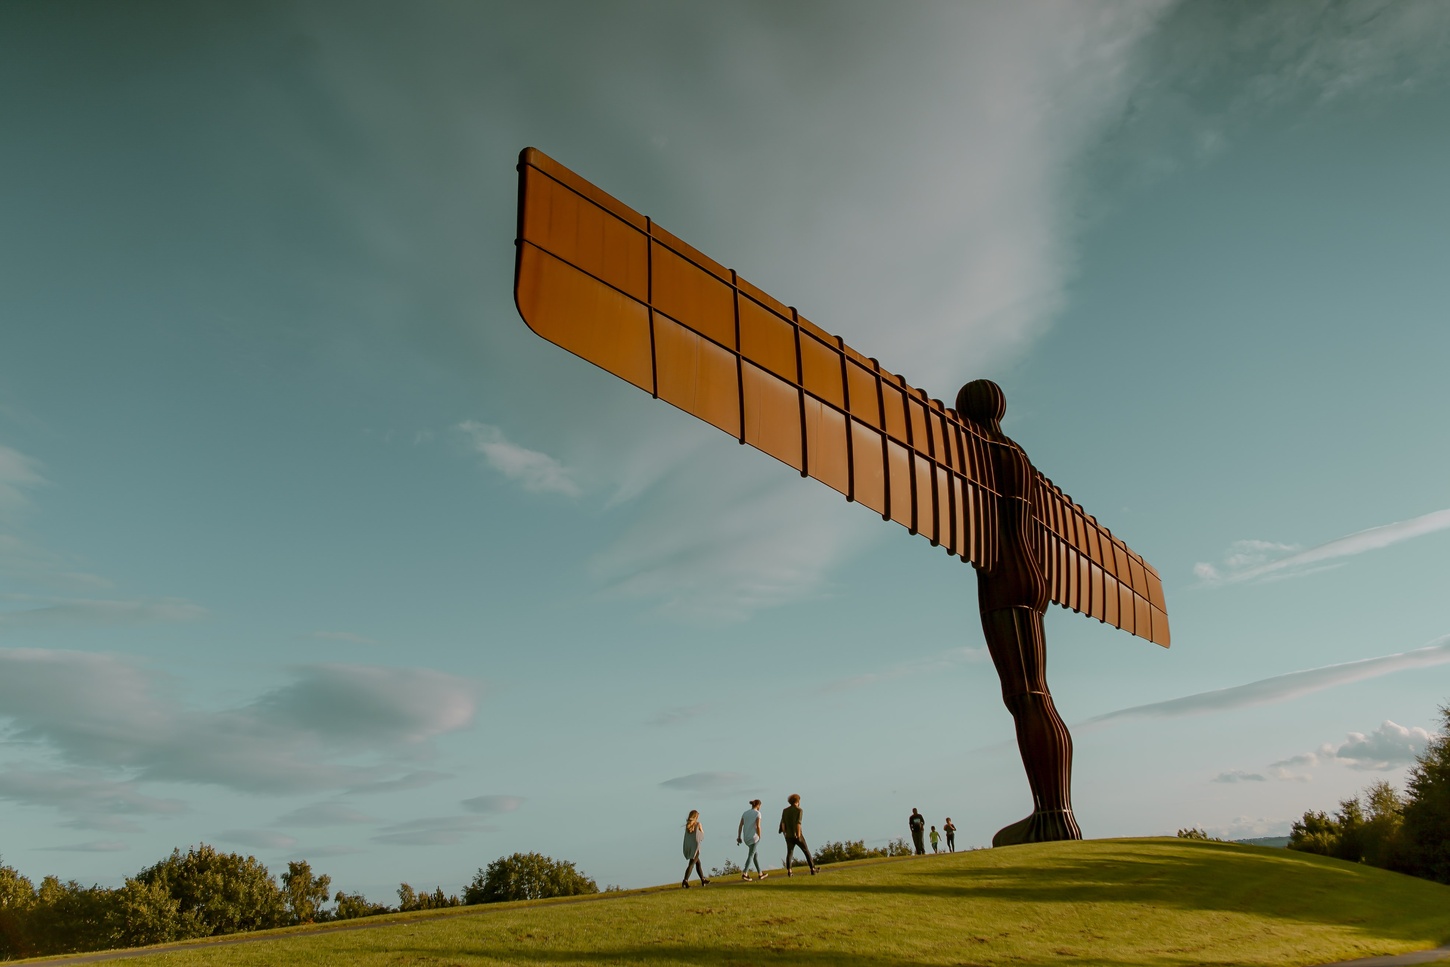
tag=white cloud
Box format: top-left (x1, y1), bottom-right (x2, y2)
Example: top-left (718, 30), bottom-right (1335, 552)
top-left (346, 770), bottom-right (452, 796)
top-left (456, 421), bottom-right (581, 498)
top-left (1088, 635), bottom-right (1450, 724)
top-left (1336, 720), bottom-right (1432, 770)
top-left (1211, 770), bottom-right (1266, 784)
top-left (461, 795), bottom-right (523, 814)
top-left (658, 771), bottom-right (747, 795)
top-left (0, 650), bottom-right (480, 796)
top-left (1194, 508), bottom-right (1450, 586)
top-left (1271, 722), bottom-right (1432, 777)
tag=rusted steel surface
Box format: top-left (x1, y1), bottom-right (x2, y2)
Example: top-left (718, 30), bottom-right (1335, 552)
top-left (513, 147), bottom-right (1168, 648)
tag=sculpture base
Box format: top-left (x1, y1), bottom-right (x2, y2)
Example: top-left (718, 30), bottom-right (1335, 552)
top-left (992, 809), bottom-right (1082, 847)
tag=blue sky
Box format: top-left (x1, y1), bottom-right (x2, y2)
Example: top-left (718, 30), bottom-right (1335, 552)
top-left (2, 1), bottom-right (1448, 898)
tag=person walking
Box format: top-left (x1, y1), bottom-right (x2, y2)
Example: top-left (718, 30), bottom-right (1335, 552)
top-left (929, 825), bottom-right (941, 853)
top-left (944, 817), bottom-right (957, 853)
top-left (737, 798), bottom-right (767, 881)
top-left (909, 808), bottom-right (926, 855)
top-left (681, 809), bottom-right (709, 888)
top-left (778, 793), bottom-right (817, 876)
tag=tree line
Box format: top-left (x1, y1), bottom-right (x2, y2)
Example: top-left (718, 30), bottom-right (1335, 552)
top-left (0, 847), bottom-right (597, 960)
top-left (1285, 704), bottom-right (1450, 882)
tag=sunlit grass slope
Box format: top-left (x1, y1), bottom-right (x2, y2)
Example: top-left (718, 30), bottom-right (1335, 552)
top-left (54, 839), bottom-right (1450, 967)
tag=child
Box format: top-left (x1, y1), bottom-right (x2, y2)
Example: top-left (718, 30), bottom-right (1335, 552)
top-left (929, 825), bottom-right (940, 853)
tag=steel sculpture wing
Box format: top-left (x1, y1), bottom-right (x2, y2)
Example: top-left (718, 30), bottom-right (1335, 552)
top-left (513, 147), bottom-right (1168, 647)
top-left (1033, 472), bottom-right (1170, 646)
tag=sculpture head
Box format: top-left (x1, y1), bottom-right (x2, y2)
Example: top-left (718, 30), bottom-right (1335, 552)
top-left (956, 379), bottom-right (1005, 429)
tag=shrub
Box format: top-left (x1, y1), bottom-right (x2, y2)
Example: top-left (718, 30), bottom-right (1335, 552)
top-left (465, 853), bottom-right (598, 904)
top-left (281, 861), bottom-right (332, 925)
top-left (1176, 828), bottom-right (1223, 842)
top-left (332, 891), bottom-right (391, 920)
top-left (397, 883), bottom-right (461, 911)
top-left (135, 844), bottom-right (286, 936)
top-left (813, 838), bottom-right (913, 865)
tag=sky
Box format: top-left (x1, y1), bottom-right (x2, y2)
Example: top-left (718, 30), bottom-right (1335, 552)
top-left (2, 0), bottom-right (1448, 899)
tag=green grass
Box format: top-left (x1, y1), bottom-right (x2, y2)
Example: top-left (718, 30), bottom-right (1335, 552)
top-left (31, 839), bottom-right (1450, 966)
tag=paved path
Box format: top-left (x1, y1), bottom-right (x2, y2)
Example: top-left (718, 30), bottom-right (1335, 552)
top-left (1316, 947), bottom-right (1450, 967)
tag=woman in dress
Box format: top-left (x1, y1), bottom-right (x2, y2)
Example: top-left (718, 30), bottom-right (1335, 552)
top-left (681, 809), bottom-right (709, 888)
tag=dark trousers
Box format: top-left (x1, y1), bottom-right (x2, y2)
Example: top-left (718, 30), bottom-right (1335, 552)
top-left (911, 830), bottom-right (925, 855)
top-left (784, 837), bottom-right (813, 871)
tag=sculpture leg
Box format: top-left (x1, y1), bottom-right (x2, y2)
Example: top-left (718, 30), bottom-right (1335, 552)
top-left (980, 606), bottom-right (1082, 846)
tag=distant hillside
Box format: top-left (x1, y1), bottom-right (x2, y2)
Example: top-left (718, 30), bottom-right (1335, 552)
top-left (1235, 835), bottom-right (1291, 848)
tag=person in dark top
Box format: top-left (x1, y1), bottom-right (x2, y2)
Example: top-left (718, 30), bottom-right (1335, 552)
top-left (943, 817), bottom-right (957, 853)
top-left (909, 808), bottom-right (926, 855)
top-left (778, 793), bottom-right (817, 876)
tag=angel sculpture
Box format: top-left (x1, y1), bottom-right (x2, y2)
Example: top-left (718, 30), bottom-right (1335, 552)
top-left (511, 148), bottom-right (1169, 845)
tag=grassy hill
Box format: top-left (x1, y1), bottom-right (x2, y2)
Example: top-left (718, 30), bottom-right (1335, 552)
top-left (28, 838), bottom-right (1450, 967)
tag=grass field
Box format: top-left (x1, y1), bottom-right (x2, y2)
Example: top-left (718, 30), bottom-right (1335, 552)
top-left (28, 838), bottom-right (1450, 967)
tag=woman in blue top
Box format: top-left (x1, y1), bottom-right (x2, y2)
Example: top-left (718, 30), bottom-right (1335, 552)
top-left (681, 809), bottom-right (709, 888)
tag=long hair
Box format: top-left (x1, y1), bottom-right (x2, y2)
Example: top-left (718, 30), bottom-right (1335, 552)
top-left (685, 809), bottom-right (700, 833)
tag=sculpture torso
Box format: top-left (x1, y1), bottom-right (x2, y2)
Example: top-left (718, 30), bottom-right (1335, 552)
top-left (976, 432), bottom-right (1049, 614)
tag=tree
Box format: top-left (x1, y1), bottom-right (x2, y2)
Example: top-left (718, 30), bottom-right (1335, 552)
top-left (135, 845), bottom-right (286, 936)
top-left (1400, 703), bottom-right (1450, 883)
top-left (1287, 781), bottom-right (1405, 868)
top-left (108, 876), bottom-right (207, 948)
top-left (397, 883), bottom-right (460, 911)
top-left (464, 853), bottom-right (598, 904)
top-left (333, 890), bottom-right (391, 920)
top-left (281, 861), bottom-right (332, 924)
top-left (0, 859), bottom-right (37, 959)
top-left (26, 876), bottom-right (113, 955)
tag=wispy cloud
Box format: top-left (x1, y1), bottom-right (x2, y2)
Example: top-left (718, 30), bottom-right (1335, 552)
top-left (1088, 636), bottom-right (1450, 724)
top-left (346, 770), bottom-right (451, 796)
top-left (0, 650), bottom-right (479, 796)
top-left (820, 646), bottom-right (990, 694)
top-left (371, 815), bottom-right (495, 846)
top-left (0, 444), bottom-right (45, 515)
top-left (461, 795), bottom-right (523, 814)
top-left (0, 768), bottom-right (185, 832)
top-left (659, 771), bottom-right (747, 795)
top-left (1194, 508), bottom-right (1450, 585)
top-left (35, 841), bottom-right (129, 853)
top-left (0, 596), bottom-right (207, 632)
top-left (456, 421), bottom-right (581, 498)
top-left (649, 704), bottom-right (710, 728)
top-left (1211, 770), bottom-right (1266, 784)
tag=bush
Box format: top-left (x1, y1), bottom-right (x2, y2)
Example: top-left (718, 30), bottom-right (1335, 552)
top-left (709, 858), bottom-right (743, 878)
top-left (813, 838), bottom-right (913, 865)
top-left (332, 891), bottom-right (391, 920)
top-left (397, 883), bottom-right (461, 911)
top-left (135, 844), bottom-right (286, 936)
top-left (465, 853), bottom-right (598, 904)
top-left (1176, 828), bottom-right (1223, 842)
top-left (1288, 781), bottom-right (1405, 867)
